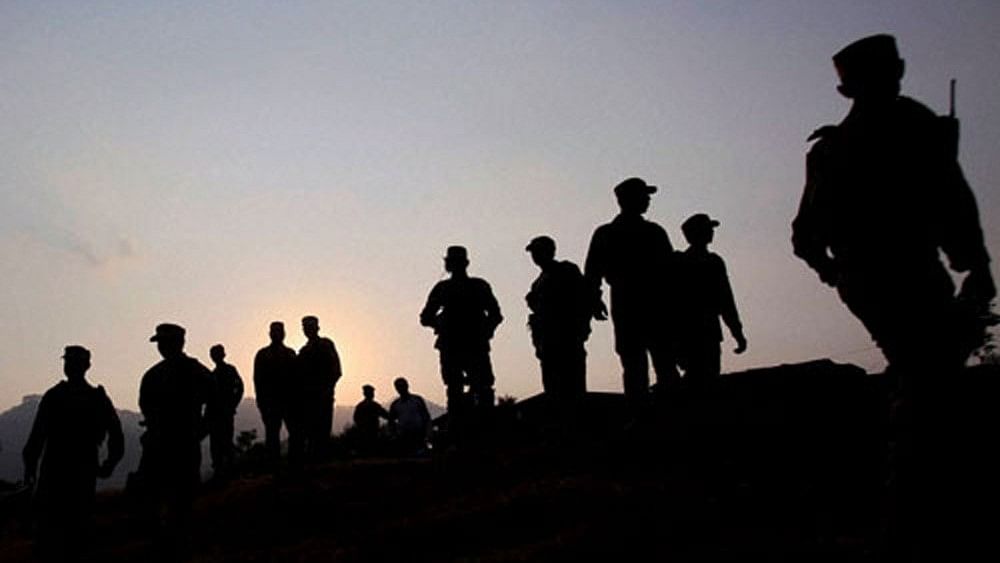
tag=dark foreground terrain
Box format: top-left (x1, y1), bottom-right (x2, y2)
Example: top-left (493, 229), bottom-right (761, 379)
top-left (2, 359), bottom-right (998, 562)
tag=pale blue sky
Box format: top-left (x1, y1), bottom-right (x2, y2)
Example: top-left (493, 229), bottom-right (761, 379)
top-left (2, 1), bottom-right (999, 412)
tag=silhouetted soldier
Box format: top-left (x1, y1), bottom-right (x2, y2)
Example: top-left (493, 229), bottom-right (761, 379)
top-left (792, 34), bottom-right (996, 561)
top-left (525, 235), bottom-right (594, 400)
top-left (585, 177), bottom-right (680, 411)
top-left (388, 377), bottom-right (431, 456)
top-left (138, 323), bottom-right (213, 550)
top-left (675, 214), bottom-right (747, 384)
top-left (420, 246), bottom-right (503, 420)
top-left (253, 321), bottom-right (300, 466)
top-left (298, 315), bottom-right (342, 459)
top-left (207, 344), bottom-right (244, 481)
top-left (353, 384), bottom-right (389, 456)
top-left (22, 346), bottom-right (124, 559)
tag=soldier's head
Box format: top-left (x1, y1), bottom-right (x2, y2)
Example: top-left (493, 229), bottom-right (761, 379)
top-left (393, 376), bottom-right (410, 396)
top-left (526, 235), bottom-right (556, 268)
top-left (614, 177), bottom-right (656, 216)
top-left (150, 323), bottom-right (186, 359)
top-left (302, 315), bottom-right (320, 339)
top-left (833, 34), bottom-right (904, 101)
top-left (269, 321), bottom-right (285, 344)
top-left (362, 384), bottom-right (375, 399)
top-left (681, 213), bottom-right (719, 247)
top-left (443, 246), bottom-right (469, 275)
top-left (210, 344), bottom-right (226, 365)
top-left (62, 345), bottom-right (91, 382)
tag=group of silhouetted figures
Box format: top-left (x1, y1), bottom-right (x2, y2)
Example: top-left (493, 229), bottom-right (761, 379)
top-left (18, 35), bottom-right (997, 562)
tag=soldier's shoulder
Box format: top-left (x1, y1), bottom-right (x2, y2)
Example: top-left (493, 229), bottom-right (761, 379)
top-left (896, 96), bottom-right (938, 120)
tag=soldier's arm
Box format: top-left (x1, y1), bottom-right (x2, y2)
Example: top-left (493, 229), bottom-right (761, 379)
top-left (419, 284), bottom-right (443, 329)
top-left (583, 229), bottom-right (610, 320)
top-left (792, 139), bottom-right (839, 286)
top-left (233, 367), bottom-right (245, 410)
top-left (482, 282), bottom-right (503, 336)
top-left (253, 352), bottom-right (267, 410)
top-left (716, 257), bottom-right (747, 353)
top-left (937, 160), bottom-right (995, 303)
top-left (99, 388), bottom-right (125, 478)
top-left (329, 342), bottom-right (342, 385)
top-left (22, 394), bottom-right (50, 484)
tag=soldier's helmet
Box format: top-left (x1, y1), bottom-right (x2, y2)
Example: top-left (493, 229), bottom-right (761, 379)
top-left (833, 34), bottom-right (903, 92)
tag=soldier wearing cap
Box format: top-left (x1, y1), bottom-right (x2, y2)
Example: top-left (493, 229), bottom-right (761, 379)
top-left (138, 323), bottom-right (213, 542)
top-left (525, 235), bottom-right (594, 400)
top-left (253, 321), bottom-right (300, 466)
top-left (207, 343), bottom-right (244, 480)
top-left (22, 345), bottom-right (124, 557)
top-left (420, 245), bottom-right (503, 419)
top-left (791, 34), bottom-right (996, 560)
top-left (584, 177), bottom-right (680, 410)
top-left (675, 214), bottom-right (746, 383)
top-left (352, 384), bottom-right (389, 455)
top-left (298, 315), bottom-right (342, 459)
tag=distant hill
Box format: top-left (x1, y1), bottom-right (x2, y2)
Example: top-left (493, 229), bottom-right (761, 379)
top-left (0, 394), bottom-right (442, 490)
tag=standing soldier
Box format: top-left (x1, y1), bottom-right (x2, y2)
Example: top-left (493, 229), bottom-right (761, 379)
top-left (138, 323), bottom-right (213, 549)
top-left (420, 246), bottom-right (503, 421)
top-left (207, 344), bottom-right (244, 481)
top-left (585, 177), bottom-right (680, 412)
top-left (791, 34), bottom-right (995, 560)
top-left (298, 315), bottom-right (342, 459)
top-left (22, 346), bottom-right (124, 559)
top-left (525, 235), bottom-right (594, 400)
top-left (353, 384), bottom-right (389, 456)
top-left (674, 214), bottom-right (747, 385)
top-left (254, 321), bottom-right (299, 466)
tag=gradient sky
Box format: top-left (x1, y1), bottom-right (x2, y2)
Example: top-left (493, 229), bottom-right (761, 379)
top-left (2, 1), bottom-right (999, 414)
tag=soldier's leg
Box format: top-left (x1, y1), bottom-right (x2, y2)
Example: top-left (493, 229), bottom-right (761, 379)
top-left (262, 411), bottom-right (282, 462)
top-left (439, 350), bottom-right (466, 415)
top-left (613, 315), bottom-right (649, 410)
top-left (467, 348), bottom-right (496, 410)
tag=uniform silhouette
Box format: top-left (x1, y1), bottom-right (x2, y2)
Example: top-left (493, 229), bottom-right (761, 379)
top-left (420, 246), bottom-right (503, 419)
top-left (792, 35), bottom-right (994, 371)
top-left (138, 323), bottom-right (213, 547)
top-left (207, 344), bottom-right (244, 480)
top-left (525, 235), bottom-right (593, 399)
top-left (584, 177), bottom-right (680, 409)
top-left (298, 315), bottom-right (342, 459)
top-left (675, 214), bottom-right (747, 383)
top-left (253, 321), bottom-right (300, 465)
top-left (353, 384), bottom-right (389, 456)
top-left (791, 35), bottom-right (996, 561)
top-left (388, 377), bottom-right (431, 456)
top-left (22, 346), bottom-right (124, 559)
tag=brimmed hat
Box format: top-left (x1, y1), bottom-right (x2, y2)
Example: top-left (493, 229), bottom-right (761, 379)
top-left (614, 177), bottom-right (658, 198)
top-left (149, 323), bottom-right (185, 342)
top-left (525, 235), bottom-right (556, 253)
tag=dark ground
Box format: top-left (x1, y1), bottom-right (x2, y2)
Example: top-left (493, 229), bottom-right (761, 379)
top-left (2, 359), bottom-right (998, 562)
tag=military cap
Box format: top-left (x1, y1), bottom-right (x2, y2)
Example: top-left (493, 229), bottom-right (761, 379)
top-left (362, 384), bottom-right (375, 392)
top-left (614, 177), bottom-right (658, 198)
top-left (444, 246), bottom-right (469, 262)
top-left (62, 345), bottom-right (91, 361)
top-left (149, 323), bottom-right (185, 342)
top-left (681, 213), bottom-right (720, 236)
top-left (302, 315), bottom-right (319, 327)
top-left (833, 34), bottom-right (901, 81)
top-left (525, 235), bottom-right (556, 254)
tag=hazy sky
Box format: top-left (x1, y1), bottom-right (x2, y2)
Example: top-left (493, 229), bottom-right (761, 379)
top-left (2, 1), bottom-right (999, 413)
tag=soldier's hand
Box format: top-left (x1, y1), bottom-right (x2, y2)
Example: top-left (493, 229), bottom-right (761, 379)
top-left (959, 267), bottom-right (997, 305)
top-left (97, 461), bottom-right (115, 479)
top-left (733, 333), bottom-right (748, 354)
top-left (593, 301), bottom-right (609, 321)
top-left (23, 468), bottom-right (36, 487)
